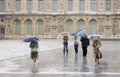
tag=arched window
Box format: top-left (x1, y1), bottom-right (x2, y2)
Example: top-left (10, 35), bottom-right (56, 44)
top-left (66, 19), bottom-right (73, 33)
top-left (89, 19), bottom-right (97, 34)
top-left (78, 19), bottom-right (85, 30)
top-left (26, 20), bottom-right (32, 34)
top-left (37, 20), bottom-right (44, 34)
top-left (15, 19), bottom-right (21, 34)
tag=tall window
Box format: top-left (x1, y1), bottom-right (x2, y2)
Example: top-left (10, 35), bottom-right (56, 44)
top-left (68, 0), bottom-right (73, 11)
top-left (79, 19), bottom-right (85, 30)
top-left (37, 20), bottom-right (44, 34)
top-left (26, 20), bottom-right (32, 34)
top-left (53, 0), bottom-right (58, 11)
top-left (27, 0), bottom-right (32, 13)
top-left (106, 0), bottom-right (111, 11)
top-left (67, 20), bottom-right (73, 33)
top-left (0, 0), bottom-right (5, 11)
top-left (38, 0), bottom-right (44, 11)
top-left (16, 0), bottom-right (21, 11)
top-left (79, 0), bottom-right (85, 13)
top-left (15, 20), bottom-right (21, 34)
top-left (91, 0), bottom-right (97, 11)
top-left (89, 19), bottom-right (97, 34)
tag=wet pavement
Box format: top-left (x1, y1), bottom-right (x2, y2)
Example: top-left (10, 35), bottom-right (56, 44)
top-left (0, 40), bottom-right (120, 77)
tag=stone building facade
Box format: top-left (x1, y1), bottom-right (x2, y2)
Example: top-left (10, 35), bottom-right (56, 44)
top-left (0, 0), bottom-right (120, 39)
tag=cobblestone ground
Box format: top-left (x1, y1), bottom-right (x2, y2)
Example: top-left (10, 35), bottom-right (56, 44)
top-left (0, 40), bottom-right (120, 77)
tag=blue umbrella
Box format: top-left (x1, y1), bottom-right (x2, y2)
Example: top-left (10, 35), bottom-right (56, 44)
top-left (72, 30), bottom-right (87, 37)
top-left (88, 34), bottom-right (102, 40)
top-left (24, 37), bottom-right (39, 42)
top-left (33, 37), bottom-right (39, 40)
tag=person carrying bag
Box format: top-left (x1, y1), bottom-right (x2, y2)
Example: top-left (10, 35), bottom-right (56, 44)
top-left (92, 39), bottom-right (102, 66)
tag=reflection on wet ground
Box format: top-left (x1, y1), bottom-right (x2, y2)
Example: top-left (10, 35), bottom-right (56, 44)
top-left (0, 41), bottom-right (120, 77)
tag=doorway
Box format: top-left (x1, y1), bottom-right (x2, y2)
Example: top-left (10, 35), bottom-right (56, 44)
top-left (0, 26), bottom-right (5, 39)
top-left (105, 26), bottom-right (111, 37)
top-left (51, 26), bottom-right (58, 38)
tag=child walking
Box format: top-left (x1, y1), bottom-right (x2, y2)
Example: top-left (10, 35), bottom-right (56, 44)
top-left (74, 38), bottom-right (79, 55)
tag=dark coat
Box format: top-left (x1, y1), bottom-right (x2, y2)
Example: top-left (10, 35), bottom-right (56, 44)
top-left (80, 37), bottom-right (90, 47)
top-left (30, 41), bottom-right (39, 49)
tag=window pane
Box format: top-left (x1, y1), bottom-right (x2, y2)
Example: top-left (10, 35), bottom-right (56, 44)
top-left (79, 20), bottom-right (85, 29)
top-left (90, 20), bottom-right (97, 34)
top-left (27, 20), bottom-right (32, 34)
top-left (91, 0), bottom-right (96, 11)
top-left (80, 0), bottom-right (85, 12)
top-left (15, 20), bottom-right (21, 34)
top-left (38, 0), bottom-right (44, 11)
top-left (0, 0), bottom-right (5, 11)
top-left (53, 0), bottom-right (58, 11)
top-left (106, 0), bottom-right (111, 11)
top-left (67, 20), bottom-right (73, 33)
top-left (38, 20), bottom-right (44, 34)
top-left (68, 0), bottom-right (73, 11)
top-left (27, 0), bottom-right (32, 13)
top-left (16, 0), bottom-right (21, 11)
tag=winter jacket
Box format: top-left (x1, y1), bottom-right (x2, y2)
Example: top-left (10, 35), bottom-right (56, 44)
top-left (80, 37), bottom-right (90, 47)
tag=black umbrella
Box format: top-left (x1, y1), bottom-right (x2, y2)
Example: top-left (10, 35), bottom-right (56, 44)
top-left (23, 37), bottom-right (39, 42)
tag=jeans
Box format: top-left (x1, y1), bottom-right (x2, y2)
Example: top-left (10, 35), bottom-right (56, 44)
top-left (63, 42), bottom-right (68, 55)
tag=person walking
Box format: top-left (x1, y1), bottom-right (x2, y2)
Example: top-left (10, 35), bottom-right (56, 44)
top-left (63, 35), bottom-right (68, 55)
top-left (80, 36), bottom-right (90, 57)
top-left (74, 39), bottom-right (79, 55)
top-left (30, 40), bottom-right (39, 63)
top-left (92, 39), bottom-right (101, 66)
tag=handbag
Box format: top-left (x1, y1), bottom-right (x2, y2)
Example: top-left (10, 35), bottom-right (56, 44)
top-left (96, 48), bottom-right (102, 59)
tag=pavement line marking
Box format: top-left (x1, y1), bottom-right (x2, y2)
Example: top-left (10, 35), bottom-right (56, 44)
top-left (38, 72), bottom-right (93, 74)
top-left (1, 72), bottom-right (120, 75)
top-left (101, 72), bottom-right (120, 75)
top-left (0, 72), bottom-right (93, 74)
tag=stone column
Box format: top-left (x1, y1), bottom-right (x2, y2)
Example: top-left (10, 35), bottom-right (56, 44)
top-left (33, 0), bottom-right (37, 13)
top-left (85, 18), bottom-right (89, 34)
top-left (73, 17), bottom-right (77, 32)
top-left (32, 18), bottom-right (36, 35)
top-left (21, 18), bottom-right (25, 38)
top-left (22, 0), bottom-right (26, 13)
top-left (86, 0), bottom-right (90, 13)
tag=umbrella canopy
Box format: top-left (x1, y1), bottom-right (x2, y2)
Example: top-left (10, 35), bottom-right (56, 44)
top-left (33, 37), bottom-right (39, 40)
top-left (57, 32), bottom-right (70, 38)
top-left (23, 37), bottom-right (39, 42)
top-left (60, 32), bottom-right (70, 35)
top-left (88, 34), bottom-right (102, 40)
top-left (72, 30), bottom-right (88, 37)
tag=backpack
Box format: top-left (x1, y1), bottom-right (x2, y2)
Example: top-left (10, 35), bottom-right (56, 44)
top-left (96, 48), bottom-right (102, 59)
top-left (30, 42), bottom-right (35, 48)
